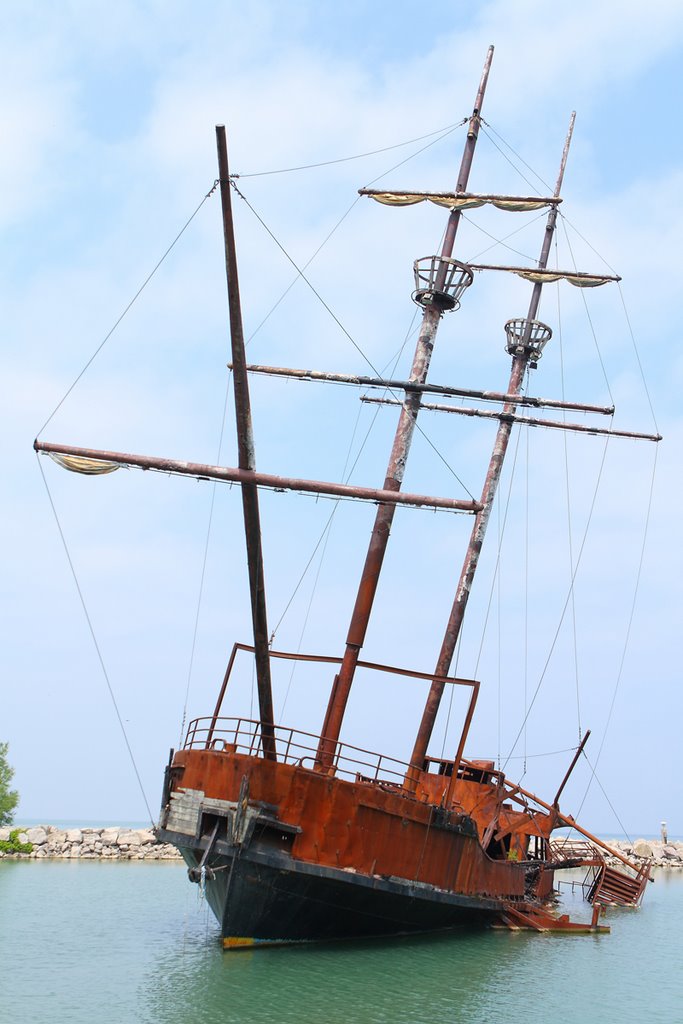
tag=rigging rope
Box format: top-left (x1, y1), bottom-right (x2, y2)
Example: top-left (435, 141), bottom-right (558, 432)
top-left (462, 209), bottom-right (547, 265)
top-left (35, 181), bottom-right (218, 439)
top-left (232, 120), bottom-right (467, 178)
top-left (558, 214), bottom-right (615, 405)
top-left (528, 411), bottom-right (532, 770)
top-left (231, 180), bottom-right (477, 501)
top-left (178, 134), bottom-right (433, 728)
top-left (496, 491), bottom-right (502, 771)
top-left (473, 424), bottom-right (524, 682)
top-left (617, 283), bottom-right (660, 434)
top-left (581, 750), bottom-right (634, 845)
top-left (178, 374), bottom-right (233, 746)
top-left (480, 120), bottom-right (554, 195)
top-left (502, 436), bottom-right (611, 771)
top-left (276, 315), bottom-right (417, 716)
top-left (554, 250), bottom-right (583, 743)
top-left (183, 114), bottom-right (447, 722)
top-left (36, 455), bottom-right (155, 825)
top-left (576, 443), bottom-right (658, 819)
top-left (438, 421), bottom-right (524, 766)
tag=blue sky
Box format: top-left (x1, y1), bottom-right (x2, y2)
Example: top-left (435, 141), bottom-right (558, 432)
top-left (3, 0), bottom-right (682, 837)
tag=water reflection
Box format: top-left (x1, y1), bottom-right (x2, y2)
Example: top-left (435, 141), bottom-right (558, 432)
top-left (146, 908), bottom-right (542, 1024)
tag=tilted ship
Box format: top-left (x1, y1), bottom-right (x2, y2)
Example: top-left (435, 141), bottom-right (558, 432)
top-left (37, 47), bottom-right (661, 946)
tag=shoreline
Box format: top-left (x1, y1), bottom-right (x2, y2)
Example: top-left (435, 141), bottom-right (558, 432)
top-left (1, 826), bottom-right (682, 869)
top-left (0, 825), bottom-right (181, 861)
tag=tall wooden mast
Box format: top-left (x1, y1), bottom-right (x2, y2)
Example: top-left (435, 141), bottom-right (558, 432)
top-left (316, 47), bottom-right (495, 766)
top-left (407, 114), bottom-right (577, 783)
top-left (216, 125), bottom-right (277, 760)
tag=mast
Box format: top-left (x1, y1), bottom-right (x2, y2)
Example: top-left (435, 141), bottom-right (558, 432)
top-left (216, 125), bottom-right (277, 761)
top-left (316, 47), bottom-right (495, 767)
top-left (407, 114), bottom-right (577, 783)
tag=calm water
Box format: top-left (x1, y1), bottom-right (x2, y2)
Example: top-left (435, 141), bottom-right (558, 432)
top-left (1, 861), bottom-right (681, 1023)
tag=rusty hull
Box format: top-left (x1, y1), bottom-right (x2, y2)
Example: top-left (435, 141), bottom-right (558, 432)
top-left (163, 744), bottom-right (551, 903)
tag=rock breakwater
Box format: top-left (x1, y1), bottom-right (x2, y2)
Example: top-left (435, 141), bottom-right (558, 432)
top-left (0, 825), bottom-right (182, 860)
top-left (602, 838), bottom-right (683, 870)
top-left (1, 828), bottom-right (681, 869)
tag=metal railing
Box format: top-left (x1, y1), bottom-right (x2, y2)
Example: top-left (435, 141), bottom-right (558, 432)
top-left (184, 716), bottom-right (412, 788)
top-left (549, 838), bottom-right (605, 864)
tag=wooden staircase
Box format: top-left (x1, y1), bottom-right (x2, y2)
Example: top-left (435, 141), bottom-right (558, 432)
top-left (587, 863), bottom-right (651, 908)
top-left (549, 837), bottom-right (651, 908)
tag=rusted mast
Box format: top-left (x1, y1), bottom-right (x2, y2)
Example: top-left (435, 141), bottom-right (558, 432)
top-left (407, 113), bottom-right (577, 786)
top-left (216, 125), bottom-right (276, 760)
top-left (316, 47), bottom-right (495, 767)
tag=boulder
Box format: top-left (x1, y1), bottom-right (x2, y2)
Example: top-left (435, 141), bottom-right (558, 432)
top-left (117, 831), bottom-right (142, 846)
top-left (633, 840), bottom-right (654, 858)
top-left (0, 827), bottom-right (10, 842)
top-left (66, 829), bottom-right (82, 843)
top-left (25, 828), bottom-right (48, 845)
top-left (662, 845), bottom-right (681, 861)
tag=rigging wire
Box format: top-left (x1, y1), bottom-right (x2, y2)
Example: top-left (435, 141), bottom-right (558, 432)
top-left (231, 180), bottom-right (477, 501)
top-left (496, 489), bottom-right (502, 771)
top-left (472, 424), bottom-right (524, 682)
top-left (234, 119), bottom-right (464, 350)
top-left (232, 120), bottom-right (467, 178)
top-left (231, 181), bottom-right (387, 375)
top-left (545, 206), bottom-right (659, 431)
top-left (528, 411), bottom-right (532, 770)
top-left (270, 327), bottom-right (414, 643)
top-left (617, 283), bottom-right (660, 434)
top-left (554, 254), bottom-right (583, 742)
top-left (178, 126), bottom-right (442, 725)
top-left (35, 181), bottom-right (219, 439)
top-left (580, 750), bottom-right (634, 844)
top-left (184, 115), bottom-right (437, 715)
top-left (229, 113), bottom-right (463, 650)
top-left (462, 209), bottom-right (547, 265)
top-left (275, 410), bottom-right (367, 718)
top-left (439, 416), bottom-right (525, 765)
top-left (502, 435), bottom-right (611, 771)
top-left (178, 376), bottom-right (233, 746)
top-left (506, 745), bottom-right (580, 760)
top-left (558, 214), bottom-right (615, 405)
top-left (36, 455), bottom-right (155, 825)
top-left (575, 443), bottom-right (658, 819)
top-left (480, 120), bottom-right (554, 195)
top-left (275, 317), bottom-right (417, 713)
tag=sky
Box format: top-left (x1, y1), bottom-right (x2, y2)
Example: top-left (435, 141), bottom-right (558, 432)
top-left (2, 0), bottom-right (682, 839)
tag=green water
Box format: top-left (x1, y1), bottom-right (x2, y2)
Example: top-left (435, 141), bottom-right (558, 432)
top-left (1, 861), bottom-right (680, 1023)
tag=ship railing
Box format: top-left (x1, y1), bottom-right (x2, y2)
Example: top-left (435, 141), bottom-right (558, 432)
top-left (184, 716), bottom-right (411, 788)
top-left (548, 838), bottom-right (605, 865)
top-left (201, 643), bottom-right (481, 789)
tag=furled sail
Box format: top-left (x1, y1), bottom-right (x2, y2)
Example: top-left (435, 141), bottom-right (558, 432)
top-left (468, 263), bottom-right (620, 288)
top-left (48, 453), bottom-right (120, 475)
top-left (359, 189), bottom-right (561, 212)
